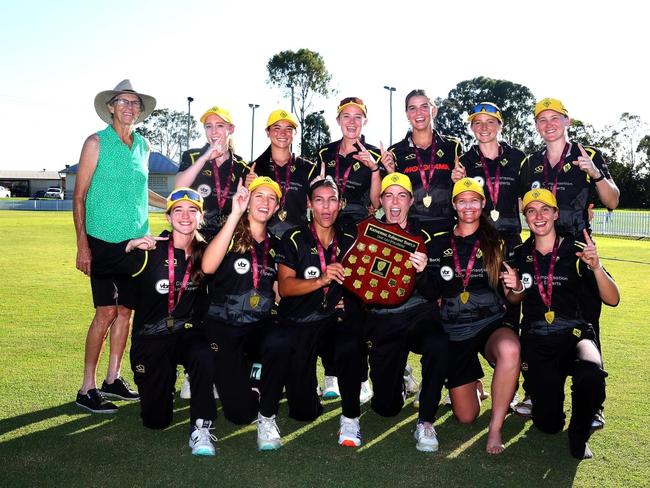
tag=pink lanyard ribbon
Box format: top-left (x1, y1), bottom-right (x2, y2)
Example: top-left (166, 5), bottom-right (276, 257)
top-left (250, 236), bottom-right (271, 291)
top-left (413, 135), bottom-right (437, 193)
top-left (309, 223), bottom-right (338, 297)
top-left (478, 146), bottom-right (502, 207)
top-left (167, 236), bottom-right (193, 317)
top-left (449, 236), bottom-right (481, 290)
top-left (334, 143), bottom-right (354, 195)
top-left (543, 143), bottom-right (570, 195)
top-left (212, 155), bottom-right (235, 209)
top-left (273, 156), bottom-right (293, 210)
top-left (532, 236), bottom-right (559, 311)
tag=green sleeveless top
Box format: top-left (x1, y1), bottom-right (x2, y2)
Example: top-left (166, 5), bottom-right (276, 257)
top-left (86, 125), bottom-right (150, 243)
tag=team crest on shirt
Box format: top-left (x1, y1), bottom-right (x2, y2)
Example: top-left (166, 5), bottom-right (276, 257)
top-left (521, 273), bottom-right (533, 289)
top-left (304, 266), bottom-right (320, 279)
top-left (473, 176), bottom-right (485, 187)
top-left (531, 181), bottom-right (541, 189)
top-left (234, 258), bottom-right (251, 274)
top-left (501, 159), bottom-right (508, 166)
top-left (436, 149), bottom-right (444, 158)
top-left (440, 265), bottom-right (454, 281)
top-left (155, 279), bottom-right (170, 294)
top-left (353, 162), bottom-right (361, 171)
top-left (198, 184), bottom-right (212, 197)
top-left (563, 163), bottom-right (572, 173)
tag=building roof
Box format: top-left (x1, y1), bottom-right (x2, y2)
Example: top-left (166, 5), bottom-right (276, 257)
top-left (61, 152), bottom-right (179, 175)
top-left (0, 170), bottom-right (62, 180)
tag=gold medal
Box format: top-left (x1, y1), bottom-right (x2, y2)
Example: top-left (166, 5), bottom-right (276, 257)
top-left (249, 292), bottom-right (260, 309)
top-left (166, 316), bottom-right (174, 330)
top-left (545, 310), bottom-right (555, 324)
top-left (423, 194), bottom-right (432, 208)
top-left (460, 291), bottom-right (470, 304)
top-left (490, 209), bottom-right (500, 221)
top-left (278, 209), bottom-right (287, 221)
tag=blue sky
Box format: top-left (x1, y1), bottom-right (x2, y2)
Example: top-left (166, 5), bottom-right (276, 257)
top-left (1, 0), bottom-right (647, 170)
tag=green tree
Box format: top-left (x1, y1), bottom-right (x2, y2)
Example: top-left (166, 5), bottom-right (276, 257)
top-left (266, 49), bottom-right (335, 150)
top-left (435, 76), bottom-right (538, 152)
top-left (301, 111), bottom-right (331, 162)
top-left (136, 109), bottom-right (200, 162)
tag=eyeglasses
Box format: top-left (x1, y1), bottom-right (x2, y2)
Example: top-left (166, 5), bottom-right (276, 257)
top-left (470, 102), bottom-right (501, 116)
top-left (112, 98), bottom-right (143, 109)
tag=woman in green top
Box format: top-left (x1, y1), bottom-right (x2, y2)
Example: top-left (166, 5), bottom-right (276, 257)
top-left (73, 79), bottom-right (166, 414)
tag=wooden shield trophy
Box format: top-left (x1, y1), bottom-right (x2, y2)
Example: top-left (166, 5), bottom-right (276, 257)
top-left (341, 216), bottom-right (425, 305)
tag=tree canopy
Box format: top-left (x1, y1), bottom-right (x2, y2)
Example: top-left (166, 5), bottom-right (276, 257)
top-left (136, 109), bottom-right (200, 162)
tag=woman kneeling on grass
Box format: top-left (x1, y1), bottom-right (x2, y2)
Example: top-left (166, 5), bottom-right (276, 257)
top-left (95, 188), bottom-right (218, 456)
top-left (506, 189), bottom-right (619, 459)
top-left (424, 177), bottom-right (520, 454)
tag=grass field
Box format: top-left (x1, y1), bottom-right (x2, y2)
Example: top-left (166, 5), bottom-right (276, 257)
top-left (0, 211), bottom-right (649, 488)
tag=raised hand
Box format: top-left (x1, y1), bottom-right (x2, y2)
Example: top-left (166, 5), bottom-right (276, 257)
top-left (500, 261), bottom-right (521, 292)
top-left (232, 178), bottom-right (250, 216)
top-left (576, 229), bottom-right (601, 269)
top-left (245, 162), bottom-right (258, 188)
top-left (207, 135), bottom-right (226, 160)
top-left (380, 141), bottom-right (396, 173)
top-left (451, 155), bottom-right (466, 182)
top-left (573, 143), bottom-right (600, 179)
top-left (353, 141), bottom-right (379, 170)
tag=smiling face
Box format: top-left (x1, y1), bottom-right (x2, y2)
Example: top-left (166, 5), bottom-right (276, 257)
top-left (380, 184), bottom-right (413, 228)
top-left (266, 121), bottom-right (295, 150)
top-left (535, 110), bottom-right (570, 144)
top-left (248, 185), bottom-right (279, 223)
top-left (524, 200), bottom-right (558, 237)
top-left (166, 200), bottom-right (203, 235)
top-left (470, 113), bottom-right (501, 144)
top-left (405, 95), bottom-right (437, 131)
top-left (337, 105), bottom-right (366, 141)
top-left (203, 114), bottom-right (234, 145)
top-left (108, 93), bottom-right (142, 126)
top-left (453, 190), bottom-right (485, 224)
top-left (308, 185), bottom-right (340, 228)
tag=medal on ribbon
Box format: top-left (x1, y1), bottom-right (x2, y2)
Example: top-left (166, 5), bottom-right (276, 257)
top-left (249, 236), bottom-right (271, 309)
top-left (543, 143), bottom-right (570, 195)
top-left (273, 156), bottom-right (293, 223)
top-left (478, 145), bottom-right (502, 222)
top-left (310, 223), bottom-right (338, 311)
top-left (450, 236), bottom-right (481, 305)
top-left (532, 236), bottom-right (560, 325)
top-left (413, 134), bottom-right (437, 209)
top-left (212, 155), bottom-right (235, 209)
top-left (166, 236), bottom-right (193, 331)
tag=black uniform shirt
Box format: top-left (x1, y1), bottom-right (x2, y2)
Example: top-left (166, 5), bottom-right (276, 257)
top-left (276, 224), bottom-right (355, 323)
top-left (179, 145), bottom-right (250, 237)
top-left (205, 233), bottom-right (280, 325)
top-left (254, 149), bottom-right (318, 238)
top-left (460, 141), bottom-right (526, 235)
top-left (389, 130), bottom-right (463, 234)
top-left (426, 229), bottom-right (505, 340)
top-left (519, 143), bottom-right (611, 237)
top-left (95, 230), bottom-right (202, 336)
top-left (512, 235), bottom-right (604, 333)
top-left (317, 139), bottom-right (383, 225)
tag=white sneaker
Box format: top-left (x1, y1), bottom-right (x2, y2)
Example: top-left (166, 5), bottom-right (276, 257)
top-left (188, 418), bottom-right (216, 456)
top-left (338, 415), bottom-right (362, 447)
top-left (359, 380), bottom-right (373, 404)
top-left (256, 413), bottom-right (281, 451)
top-left (513, 395), bottom-right (533, 418)
top-left (403, 365), bottom-right (420, 395)
top-left (510, 392), bottom-right (520, 411)
top-left (414, 421), bottom-right (439, 452)
top-left (180, 374), bottom-right (191, 399)
top-left (323, 376), bottom-right (340, 399)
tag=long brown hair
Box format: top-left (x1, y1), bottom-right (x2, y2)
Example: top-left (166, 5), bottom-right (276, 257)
top-left (477, 214), bottom-right (503, 289)
top-left (189, 231), bottom-right (208, 283)
top-left (232, 214), bottom-right (254, 254)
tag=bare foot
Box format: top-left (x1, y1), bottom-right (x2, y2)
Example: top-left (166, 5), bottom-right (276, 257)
top-left (486, 428), bottom-right (505, 455)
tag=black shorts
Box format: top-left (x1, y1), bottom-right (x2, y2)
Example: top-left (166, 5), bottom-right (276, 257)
top-left (446, 319), bottom-right (511, 389)
top-left (88, 235), bottom-right (134, 308)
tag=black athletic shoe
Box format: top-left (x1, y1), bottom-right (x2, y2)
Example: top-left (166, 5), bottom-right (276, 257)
top-left (76, 388), bottom-right (118, 414)
top-left (100, 377), bottom-right (140, 401)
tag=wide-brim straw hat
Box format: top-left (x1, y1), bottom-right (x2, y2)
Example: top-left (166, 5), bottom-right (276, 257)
top-left (94, 79), bottom-right (156, 124)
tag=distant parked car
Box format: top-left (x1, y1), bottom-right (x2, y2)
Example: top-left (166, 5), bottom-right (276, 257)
top-left (31, 190), bottom-right (47, 199)
top-left (0, 186), bottom-right (11, 198)
top-left (44, 187), bottom-right (65, 199)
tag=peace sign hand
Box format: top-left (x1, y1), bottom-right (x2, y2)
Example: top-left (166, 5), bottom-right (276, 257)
top-left (451, 155), bottom-right (466, 182)
top-left (573, 144), bottom-right (601, 179)
top-left (380, 141), bottom-right (396, 174)
top-left (576, 229), bottom-right (601, 269)
top-left (353, 141), bottom-right (379, 171)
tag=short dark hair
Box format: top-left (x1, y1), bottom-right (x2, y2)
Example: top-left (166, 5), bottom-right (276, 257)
top-left (308, 176), bottom-right (339, 200)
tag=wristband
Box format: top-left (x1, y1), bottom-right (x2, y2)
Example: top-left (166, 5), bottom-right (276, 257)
top-left (510, 284), bottom-right (525, 294)
top-left (370, 166), bottom-right (380, 172)
top-left (592, 170), bottom-right (605, 183)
